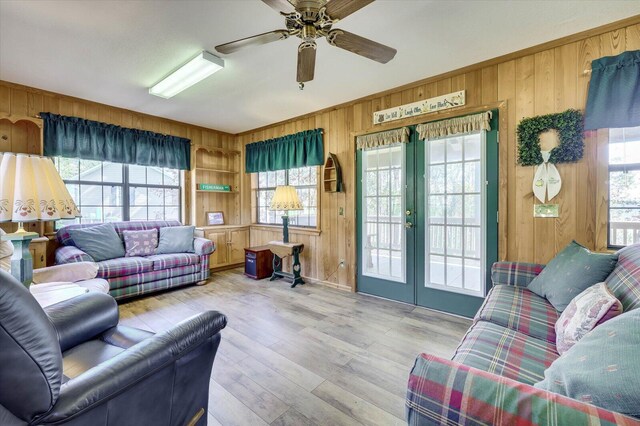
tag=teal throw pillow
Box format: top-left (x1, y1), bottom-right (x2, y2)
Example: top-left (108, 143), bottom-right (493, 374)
top-left (67, 223), bottom-right (125, 262)
top-left (528, 241), bottom-right (618, 312)
top-left (156, 226), bottom-right (195, 254)
top-left (535, 308), bottom-right (640, 418)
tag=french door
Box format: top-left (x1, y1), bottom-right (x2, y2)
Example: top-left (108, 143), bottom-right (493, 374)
top-left (357, 113), bottom-right (498, 317)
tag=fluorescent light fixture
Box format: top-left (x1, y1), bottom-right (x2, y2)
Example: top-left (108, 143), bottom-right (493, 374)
top-left (149, 51), bottom-right (224, 99)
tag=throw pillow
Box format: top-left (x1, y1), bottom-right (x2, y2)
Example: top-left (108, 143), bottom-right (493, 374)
top-left (555, 282), bottom-right (622, 354)
top-left (32, 261), bottom-right (99, 284)
top-left (67, 223), bottom-right (125, 262)
top-left (122, 229), bottom-right (158, 257)
top-left (535, 308), bottom-right (640, 418)
top-left (156, 226), bottom-right (195, 254)
top-left (527, 241), bottom-right (619, 312)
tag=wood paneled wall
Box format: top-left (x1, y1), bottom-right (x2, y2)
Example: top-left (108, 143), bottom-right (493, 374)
top-left (0, 80), bottom-right (237, 232)
top-left (238, 17), bottom-right (640, 291)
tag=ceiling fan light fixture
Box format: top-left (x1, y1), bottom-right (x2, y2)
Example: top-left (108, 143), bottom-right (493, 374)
top-left (149, 51), bottom-right (224, 99)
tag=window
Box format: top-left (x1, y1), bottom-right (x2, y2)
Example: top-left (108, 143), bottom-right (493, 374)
top-left (256, 166), bottom-right (318, 227)
top-left (361, 144), bottom-right (405, 282)
top-left (54, 158), bottom-right (181, 227)
top-left (425, 132), bottom-right (485, 297)
top-left (608, 126), bottom-right (640, 248)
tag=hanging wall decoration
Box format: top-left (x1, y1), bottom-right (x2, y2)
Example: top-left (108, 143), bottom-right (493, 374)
top-left (373, 91), bottom-right (465, 125)
top-left (517, 109), bottom-right (584, 203)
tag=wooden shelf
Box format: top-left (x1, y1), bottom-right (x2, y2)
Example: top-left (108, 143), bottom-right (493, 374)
top-left (196, 190), bottom-right (238, 194)
top-left (323, 153), bottom-right (343, 193)
top-left (195, 167), bottom-right (239, 174)
top-left (193, 144), bottom-right (241, 156)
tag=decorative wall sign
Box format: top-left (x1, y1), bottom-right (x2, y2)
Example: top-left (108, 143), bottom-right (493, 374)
top-left (517, 109), bottom-right (584, 166)
top-left (373, 90), bottom-right (466, 125)
top-left (198, 183), bottom-right (231, 191)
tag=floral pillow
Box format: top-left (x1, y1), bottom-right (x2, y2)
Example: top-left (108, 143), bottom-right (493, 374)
top-left (555, 282), bottom-right (622, 354)
top-left (122, 229), bottom-right (158, 257)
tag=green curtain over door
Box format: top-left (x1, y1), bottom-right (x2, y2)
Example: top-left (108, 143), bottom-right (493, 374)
top-left (245, 128), bottom-right (324, 173)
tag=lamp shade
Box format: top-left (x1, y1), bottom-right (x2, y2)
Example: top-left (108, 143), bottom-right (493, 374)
top-left (0, 153), bottom-right (80, 223)
top-left (270, 186), bottom-right (303, 211)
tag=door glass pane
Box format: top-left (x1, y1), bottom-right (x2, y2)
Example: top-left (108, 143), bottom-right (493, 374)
top-left (361, 144), bottom-right (405, 283)
top-left (425, 131), bottom-right (485, 297)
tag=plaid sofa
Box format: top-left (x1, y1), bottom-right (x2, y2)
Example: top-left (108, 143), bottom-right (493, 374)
top-left (55, 220), bottom-right (215, 301)
top-left (407, 243), bottom-right (640, 425)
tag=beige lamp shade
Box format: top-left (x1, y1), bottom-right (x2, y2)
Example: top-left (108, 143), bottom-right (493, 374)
top-left (0, 153), bottom-right (80, 223)
top-left (270, 185), bottom-right (303, 211)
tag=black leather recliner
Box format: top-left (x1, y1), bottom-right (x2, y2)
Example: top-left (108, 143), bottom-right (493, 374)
top-left (0, 269), bottom-right (227, 425)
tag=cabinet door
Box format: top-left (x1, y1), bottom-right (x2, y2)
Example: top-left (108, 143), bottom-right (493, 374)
top-left (206, 231), bottom-right (229, 268)
top-left (29, 240), bottom-right (47, 270)
top-left (228, 229), bottom-right (249, 265)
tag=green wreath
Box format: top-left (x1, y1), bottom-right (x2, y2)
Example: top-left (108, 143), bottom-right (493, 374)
top-left (517, 109), bottom-right (584, 166)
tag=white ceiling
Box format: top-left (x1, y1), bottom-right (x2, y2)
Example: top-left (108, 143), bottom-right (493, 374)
top-left (1, 1), bottom-right (639, 134)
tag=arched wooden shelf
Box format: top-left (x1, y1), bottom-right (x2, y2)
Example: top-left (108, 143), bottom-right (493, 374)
top-left (193, 144), bottom-right (240, 157)
top-left (0, 114), bottom-right (43, 128)
top-left (323, 153), bottom-right (343, 193)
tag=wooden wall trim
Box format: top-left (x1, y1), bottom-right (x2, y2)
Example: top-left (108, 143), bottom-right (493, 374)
top-left (238, 14), bottom-right (640, 137)
top-left (0, 79), bottom-right (235, 138)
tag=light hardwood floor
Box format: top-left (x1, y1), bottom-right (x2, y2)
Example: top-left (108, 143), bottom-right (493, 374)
top-left (118, 269), bottom-right (472, 426)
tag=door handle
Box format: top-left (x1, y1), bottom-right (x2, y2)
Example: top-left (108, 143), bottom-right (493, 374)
top-left (405, 222), bottom-right (413, 229)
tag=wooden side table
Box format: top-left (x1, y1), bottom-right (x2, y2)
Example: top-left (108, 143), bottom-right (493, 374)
top-left (268, 240), bottom-right (305, 288)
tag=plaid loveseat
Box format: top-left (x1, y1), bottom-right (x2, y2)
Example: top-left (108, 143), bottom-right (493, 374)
top-left (55, 220), bottom-right (214, 300)
top-left (407, 244), bottom-right (640, 425)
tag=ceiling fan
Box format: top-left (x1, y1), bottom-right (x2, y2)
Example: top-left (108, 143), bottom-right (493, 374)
top-left (215, 0), bottom-right (397, 87)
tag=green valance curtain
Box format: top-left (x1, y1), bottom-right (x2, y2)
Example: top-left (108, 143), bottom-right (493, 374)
top-left (41, 113), bottom-right (191, 170)
top-left (245, 128), bottom-right (324, 173)
top-left (584, 50), bottom-right (640, 130)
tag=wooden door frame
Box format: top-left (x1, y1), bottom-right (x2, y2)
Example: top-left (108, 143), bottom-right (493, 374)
top-left (349, 100), bottom-right (509, 292)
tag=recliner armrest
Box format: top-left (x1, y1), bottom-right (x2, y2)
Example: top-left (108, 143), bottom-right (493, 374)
top-left (38, 310), bottom-right (227, 424)
top-left (45, 292), bottom-right (118, 352)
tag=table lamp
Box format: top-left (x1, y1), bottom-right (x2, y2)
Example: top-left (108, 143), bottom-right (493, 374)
top-left (0, 153), bottom-right (81, 287)
top-left (269, 185), bottom-right (303, 243)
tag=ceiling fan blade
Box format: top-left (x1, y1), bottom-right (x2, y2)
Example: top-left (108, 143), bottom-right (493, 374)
top-left (327, 29), bottom-right (396, 63)
top-left (325, 0), bottom-right (374, 20)
top-left (297, 44), bottom-right (316, 83)
top-left (215, 30), bottom-right (289, 54)
top-left (261, 0), bottom-right (296, 13)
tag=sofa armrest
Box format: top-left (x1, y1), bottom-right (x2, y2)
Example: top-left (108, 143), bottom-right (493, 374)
top-left (55, 246), bottom-right (93, 264)
top-left (490, 261), bottom-right (545, 287)
top-left (38, 311), bottom-right (227, 424)
top-left (44, 292), bottom-right (119, 352)
top-left (407, 354), bottom-right (637, 425)
top-left (194, 237), bottom-right (214, 256)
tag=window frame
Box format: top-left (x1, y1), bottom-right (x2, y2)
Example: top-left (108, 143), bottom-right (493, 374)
top-left (253, 166), bottom-right (321, 230)
top-left (606, 127), bottom-right (640, 249)
top-left (54, 158), bottom-right (182, 228)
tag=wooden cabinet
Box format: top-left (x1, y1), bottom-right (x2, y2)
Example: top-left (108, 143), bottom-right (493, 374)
top-left (197, 225), bottom-right (249, 270)
top-left (29, 237), bottom-right (48, 270)
top-left (228, 228), bottom-right (249, 265)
